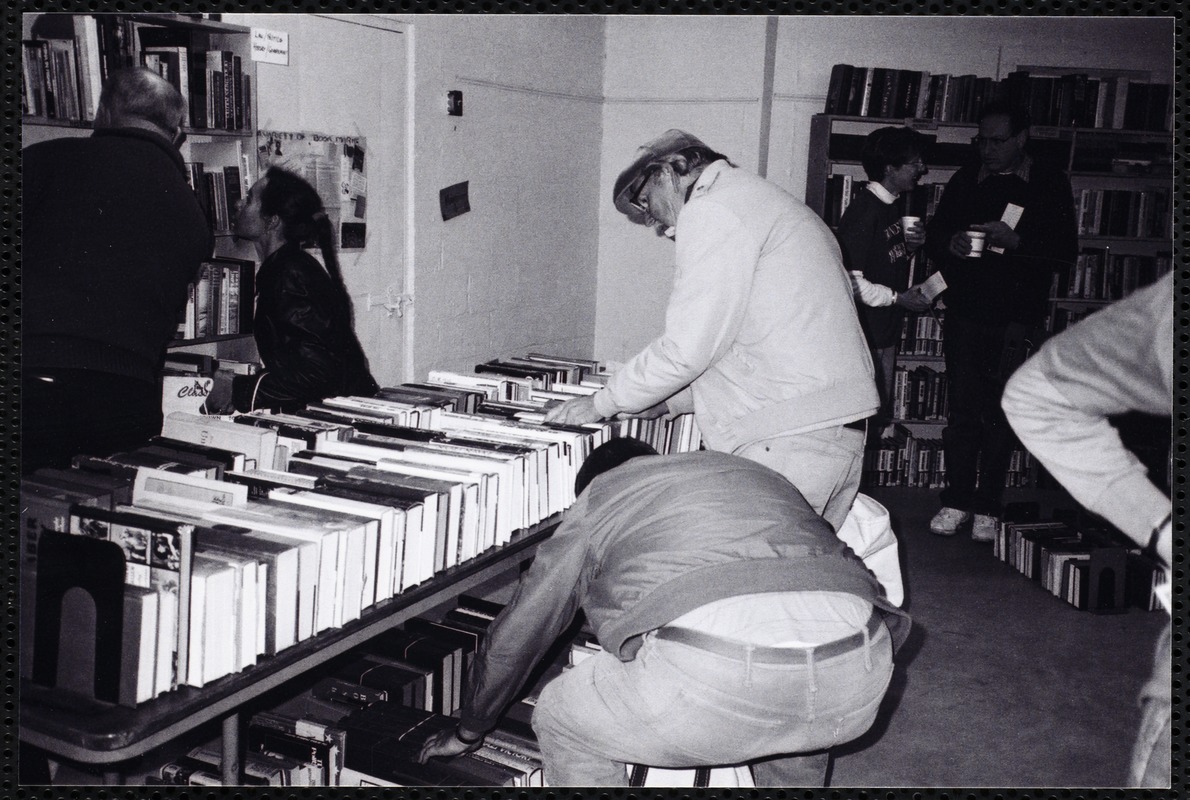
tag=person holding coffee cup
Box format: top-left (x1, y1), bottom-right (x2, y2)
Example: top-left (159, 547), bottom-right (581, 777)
top-left (922, 100), bottom-right (1078, 543)
top-left (835, 126), bottom-right (935, 431)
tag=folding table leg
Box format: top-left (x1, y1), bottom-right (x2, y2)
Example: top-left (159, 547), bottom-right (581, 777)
top-left (220, 711), bottom-right (241, 785)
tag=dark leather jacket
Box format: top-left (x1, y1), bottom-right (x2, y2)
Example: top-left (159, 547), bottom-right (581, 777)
top-left (233, 242), bottom-right (379, 412)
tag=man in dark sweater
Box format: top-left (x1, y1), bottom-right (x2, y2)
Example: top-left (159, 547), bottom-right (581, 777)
top-left (417, 439), bottom-right (910, 786)
top-left (924, 100), bottom-right (1078, 541)
top-left (836, 126), bottom-right (934, 427)
top-left (22, 67), bottom-right (213, 474)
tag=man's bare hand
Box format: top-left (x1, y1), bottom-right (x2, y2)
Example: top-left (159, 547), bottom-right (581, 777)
top-left (969, 220), bottom-right (1020, 251)
top-left (543, 395), bottom-right (603, 426)
top-left (416, 728), bottom-right (482, 764)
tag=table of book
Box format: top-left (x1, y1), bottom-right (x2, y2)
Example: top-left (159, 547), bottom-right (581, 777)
top-left (20, 519), bottom-right (559, 785)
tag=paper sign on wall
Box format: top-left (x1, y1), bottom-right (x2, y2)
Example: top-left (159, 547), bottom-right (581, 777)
top-left (258, 130), bottom-right (369, 250)
top-left (251, 28), bottom-right (289, 65)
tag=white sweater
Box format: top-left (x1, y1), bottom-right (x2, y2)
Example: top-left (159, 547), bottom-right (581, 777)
top-left (595, 161), bottom-right (878, 452)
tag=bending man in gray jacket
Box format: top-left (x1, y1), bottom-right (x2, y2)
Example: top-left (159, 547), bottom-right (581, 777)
top-left (418, 438), bottom-right (910, 786)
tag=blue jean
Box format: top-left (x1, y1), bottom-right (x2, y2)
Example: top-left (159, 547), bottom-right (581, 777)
top-left (531, 622), bottom-right (893, 787)
top-left (1129, 624), bottom-right (1170, 787)
top-left (734, 424), bottom-right (866, 531)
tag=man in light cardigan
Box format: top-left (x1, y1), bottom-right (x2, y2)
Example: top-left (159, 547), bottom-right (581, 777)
top-left (545, 130), bottom-right (879, 531)
top-left (1002, 273), bottom-right (1171, 787)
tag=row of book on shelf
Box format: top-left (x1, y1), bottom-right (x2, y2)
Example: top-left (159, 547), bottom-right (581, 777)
top-left (1074, 187), bottom-right (1169, 239)
top-left (993, 511), bottom-right (1165, 614)
top-left (862, 425), bottom-right (1033, 491)
top-left (22, 16), bottom-right (251, 131)
top-left (823, 63), bottom-right (1172, 131)
top-left (890, 365), bottom-right (948, 423)
top-left (19, 352), bottom-right (704, 711)
top-left (185, 159), bottom-right (245, 234)
top-left (176, 256), bottom-right (254, 341)
top-left (144, 590), bottom-right (725, 787)
top-left (146, 593), bottom-right (551, 786)
top-left (1051, 248), bottom-right (1170, 304)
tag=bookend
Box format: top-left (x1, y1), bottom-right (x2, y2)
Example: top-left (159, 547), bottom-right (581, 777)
top-left (1081, 529), bottom-right (1129, 614)
top-left (31, 531), bottom-right (128, 704)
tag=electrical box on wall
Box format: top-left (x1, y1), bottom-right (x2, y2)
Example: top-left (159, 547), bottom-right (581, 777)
top-left (447, 90), bottom-right (463, 116)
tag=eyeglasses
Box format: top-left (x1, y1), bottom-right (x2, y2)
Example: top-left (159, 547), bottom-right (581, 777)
top-left (971, 134), bottom-right (1014, 148)
top-left (904, 159), bottom-right (927, 169)
top-left (628, 166), bottom-right (662, 214)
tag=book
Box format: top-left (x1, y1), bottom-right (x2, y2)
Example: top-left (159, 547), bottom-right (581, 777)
top-left (202, 498), bottom-right (369, 633)
top-left (191, 544), bottom-right (261, 672)
top-left (322, 468), bottom-right (451, 588)
top-left (131, 465), bottom-right (249, 515)
top-left (340, 703), bottom-right (524, 786)
top-left (334, 654), bottom-right (433, 712)
top-left (194, 523), bottom-right (300, 656)
top-left (119, 585), bottom-right (159, 706)
top-left (187, 553), bottom-right (238, 687)
top-left (267, 487), bottom-right (390, 611)
top-left (367, 628), bottom-right (461, 715)
top-left (402, 617), bottom-right (484, 707)
top-left (248, 711), bottom-right (346, 786)
top-left (67, 504), bottom-right (195, 694)
top-left (161, 411), bottom-right (279, 471)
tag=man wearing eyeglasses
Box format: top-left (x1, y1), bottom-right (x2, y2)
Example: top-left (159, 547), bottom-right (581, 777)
top-left (923, 100), bottom-right (1078, 542)
top-left (543, 130), bottom-right (879, 532)
top-left (836, 126), bottom-right (936, 431)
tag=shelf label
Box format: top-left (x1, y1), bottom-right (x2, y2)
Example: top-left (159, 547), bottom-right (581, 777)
top-left (251, 28), bottom-right (289, 65)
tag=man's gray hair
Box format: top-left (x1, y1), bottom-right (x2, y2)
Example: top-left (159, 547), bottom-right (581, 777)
top-left (96, 66), bottom-right (186, 134)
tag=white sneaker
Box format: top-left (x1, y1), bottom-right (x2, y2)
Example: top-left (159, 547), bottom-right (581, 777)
top-left (929, 507), bottom-right (972, 536)
top-left (971, 514), bottom-right (998, 543)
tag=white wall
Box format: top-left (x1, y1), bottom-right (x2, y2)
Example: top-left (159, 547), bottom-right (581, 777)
top-left (227, 13), bottom-right (605, 385)
top-left (595, 15), bottom-right (1174, 366)
top-left (399, 15), bottom-right (605, 380)
top-left (224, 13), bottom-right (410, 386)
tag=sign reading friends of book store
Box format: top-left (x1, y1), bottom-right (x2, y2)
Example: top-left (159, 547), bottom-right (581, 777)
top-left (257, 130), bottom-right (368, 250)
top-left (251, 28), bottom-right (289, 65)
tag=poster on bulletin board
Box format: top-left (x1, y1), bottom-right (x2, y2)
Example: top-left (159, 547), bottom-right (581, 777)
top-left (256, 130), bottom-right (368, 250)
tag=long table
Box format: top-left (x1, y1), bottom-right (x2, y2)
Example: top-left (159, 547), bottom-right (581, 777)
top-left (20, 519), bottom-right (559, 785)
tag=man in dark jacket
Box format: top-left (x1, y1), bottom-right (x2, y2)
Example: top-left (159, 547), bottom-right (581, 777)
top-left (22, 66), bottom-right (213, 473)
top-left (417, 439), bottom-right (910, 786)
top-left (924, 100), bottom-right (1078, 542)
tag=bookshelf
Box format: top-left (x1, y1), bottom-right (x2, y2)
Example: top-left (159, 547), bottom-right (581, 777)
top-left (20, 517), bottom-right (558, 784)
top-left (22, 12), bottom-right (261, 362)
top-left (807, 66), bottom-right (1171, 492)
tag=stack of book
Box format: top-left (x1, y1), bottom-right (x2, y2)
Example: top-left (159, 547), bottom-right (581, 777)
top-left (992, 519), bottom-right (1151, 613)
top-left (176, 257), bottom-right (255, 341)
top-left (19, 352), bottom-right (704, 709)
top-left (21, 17), bottom-right (252, 130)
top-left (823, 63), bottom-right (1172, 131)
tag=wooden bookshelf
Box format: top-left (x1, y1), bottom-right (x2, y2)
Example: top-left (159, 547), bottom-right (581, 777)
top-left (22, 11), bottom-right (261, 362)
top-left (20, 517), bottom-right (559, 784)
top-left (808, 66), bottom-right (1172, 491)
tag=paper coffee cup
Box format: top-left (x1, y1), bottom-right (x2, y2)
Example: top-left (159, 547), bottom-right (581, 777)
top-left (901, 216), bottom-right (922, 235)
top-left (966, 230), bottom-right (986, 257)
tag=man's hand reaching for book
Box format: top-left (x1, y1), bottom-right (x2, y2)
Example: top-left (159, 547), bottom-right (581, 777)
top-left (416, 727), bottom-right (483, 763)
top-left (543, 395), bottom-right (602, 426)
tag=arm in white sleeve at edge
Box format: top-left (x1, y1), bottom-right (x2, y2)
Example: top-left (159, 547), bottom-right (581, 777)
top-left (1001, 273), bottom-right (1172, 553)
top-left (848, 270), bottom-right (897, 307)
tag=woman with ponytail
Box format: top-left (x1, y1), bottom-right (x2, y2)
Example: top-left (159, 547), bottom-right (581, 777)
top-left (206, 166), bottom-right (378, 413)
